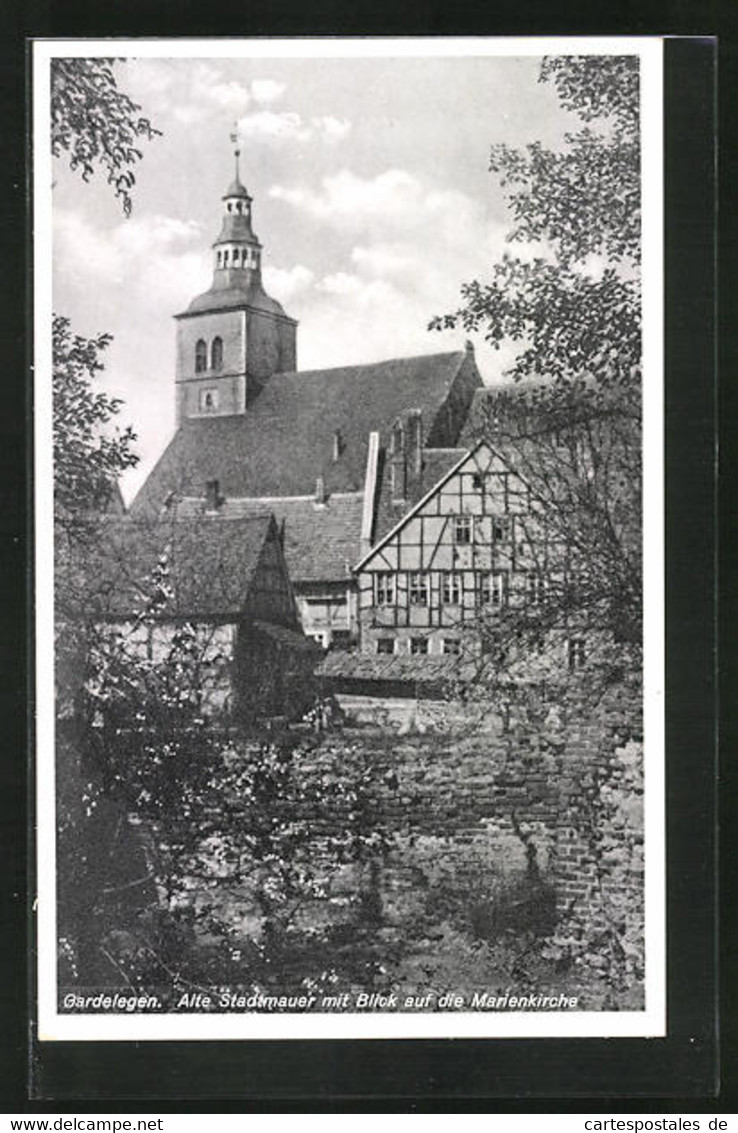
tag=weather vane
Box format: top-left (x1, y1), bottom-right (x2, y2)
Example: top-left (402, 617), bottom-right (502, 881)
top-left (230, 121), bottom-right (241, 180)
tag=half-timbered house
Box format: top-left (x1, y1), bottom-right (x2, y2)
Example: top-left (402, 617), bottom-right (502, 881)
top-left (317, 438), bottom-right (591, 716)
top-left (78, 513), bottom-right (318, 720)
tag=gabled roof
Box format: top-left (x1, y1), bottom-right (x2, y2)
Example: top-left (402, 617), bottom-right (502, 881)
top-left (356, 443), bottom-right (483, 572)
top-left (131, 350), bottom-right (479, 515)
top-left (372, 447), bottom-right (467, 547)
top-left (80, 514), bottom-right (278, 620)
top-left (171, 493), bottom-right (365, 584)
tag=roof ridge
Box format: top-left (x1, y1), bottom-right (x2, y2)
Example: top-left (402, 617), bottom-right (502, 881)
top-left (111, 513), bottom-right (274, 530)
top-left (270, 348), bottom-right (465, 382)
top-left (179, 491), bottom-right (364, 504)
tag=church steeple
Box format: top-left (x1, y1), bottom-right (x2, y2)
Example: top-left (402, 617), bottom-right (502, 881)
top-left (173, 134), bottom-right (298, 425)
top-left (212, 128), bottom-right (262, 282)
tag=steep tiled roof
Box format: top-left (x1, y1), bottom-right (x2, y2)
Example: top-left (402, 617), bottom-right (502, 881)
top-left (131, 350), bottom-right (478, 515)
top-left (254, 620), bottom-right (321, 653)
top-left (372, 447), bottom-right (466, 546)
top-left (171, 493), bottom-right (365, 583)
top-left (80, 515), bottom-right (276, 620)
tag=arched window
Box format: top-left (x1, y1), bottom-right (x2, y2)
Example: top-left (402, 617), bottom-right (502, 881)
top-left (211, 336), bottom-right (223, 371)
top-left (195, 339), bottom-right (207, 373)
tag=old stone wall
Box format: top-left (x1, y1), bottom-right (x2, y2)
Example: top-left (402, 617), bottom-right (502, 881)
top-left (292, 687), bottom-right (643, 939)
top-left (162, 685), bottom-right (643, 959)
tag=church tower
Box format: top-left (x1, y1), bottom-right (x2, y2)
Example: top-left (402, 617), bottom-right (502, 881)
top-left (174, 135), bottom-right (297, 423)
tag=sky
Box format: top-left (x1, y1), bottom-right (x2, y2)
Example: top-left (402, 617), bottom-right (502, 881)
top-left (51, 50), bottom-right (582, 501)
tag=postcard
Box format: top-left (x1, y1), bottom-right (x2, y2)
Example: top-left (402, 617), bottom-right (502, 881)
top-left (34, 35), bottom-right (665, 1041)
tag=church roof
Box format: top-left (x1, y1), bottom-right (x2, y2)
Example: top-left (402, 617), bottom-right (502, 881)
top-left (171, 493), bottom-right (365, 584)
top-left (78, 514), bottom-right (279, 621)
top-left (182, 278), bottom-right (289, 318)
top-left (132, 350), bottom-right (479, 515)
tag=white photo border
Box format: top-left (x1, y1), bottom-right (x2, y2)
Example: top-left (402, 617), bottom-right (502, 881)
top-left (33, 34), bottom-right (665, 1041)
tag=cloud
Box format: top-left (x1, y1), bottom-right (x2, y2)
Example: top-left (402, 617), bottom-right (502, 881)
top-left (271, 169), bottom-right (420, 224)
top-left (313, 116), bottom-right (352, 143)
top-left (155, 66), bottom-right (289, 124)
top-left (236, 111), bottom-right (351, 146)
top-left (270, 168), bottom-right (541, 274)
top-left (262, 263), bottom-right (315, 302)
top-left (250, 79), bottom-right (287, 104)
top-left (191, 63), bottom-right (252, 114)
top-left (266, 168), bottom-right (527, 380)
top-left (124, 63), bottom-right (348, 143)
top-left (54, 208), bottom-right (208, 309)
top-left (351, 243), bottom-right (417, 277)
top-left (316, 272), bottom-right (398, 307)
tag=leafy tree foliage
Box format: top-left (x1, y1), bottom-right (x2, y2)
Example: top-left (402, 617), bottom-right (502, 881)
top-left (53, 315), bottom-right (138, 525)
top-left (432, 55), bottom-right (640, 380)
top-left (433, 55), bottom-right (642, 687)
top-left (431, 56), bottom-right (645, 993)
top-left (62, 550), bottom-right (392, 992)
top-left (51, 58), bottom-right (161, 216)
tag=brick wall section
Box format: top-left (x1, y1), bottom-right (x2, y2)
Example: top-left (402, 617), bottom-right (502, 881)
top-left (291, 683), bottom-right (643, 933)
top-left (169, 686), bottom-right (642, 947)
top-left (551, 688), bottom-right (644, 931)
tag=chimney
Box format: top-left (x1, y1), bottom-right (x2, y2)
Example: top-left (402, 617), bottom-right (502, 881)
top-left (332, 429), bottom-right (342, 463)
top-left (205, 478), bottom-right (222, 512)
top-left (465, 338), bottom-right (475, 355)
top-left (390, 421), bottom-right (406, 503)
top-left (314, 475), bottom-right (327, 506)
top-left (408, 410), bottom-right (423, 476)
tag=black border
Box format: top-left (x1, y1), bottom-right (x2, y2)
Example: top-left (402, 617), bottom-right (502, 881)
top-left (5, 16), bottom-right (724, 1110)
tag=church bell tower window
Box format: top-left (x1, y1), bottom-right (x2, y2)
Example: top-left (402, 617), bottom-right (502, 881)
top-left (195, 339), bottom-right (207, 373)
top-left (211, 337), bottom-right (223, 371)
top-left (200, 387), bottom-right (219, 413)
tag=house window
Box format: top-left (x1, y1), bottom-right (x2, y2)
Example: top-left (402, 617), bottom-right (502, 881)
top-left (211, 336), bottom-right (223, 371)
top-left (195, 339), bottom-right (207, 373)
top-left (442, 638), bottom-right (460, 655)
top-left (567, 570), bottom-right (583, 601)
top-left (478, 571), bottom-right (507, 607)
top-left (442, 571), bottom-right (461, 605)
top-left (199, 388), bottom-right (219, 413)
top-left (492, 515), bottom-right (511, 542)
top-left (374, 572), bottom-right (395, 607)
top-left (472, 472), bottom-right (485, 491)
top-left (408, 571), bottom-right (430, 606)
top-left (454, 515), bottom-right (472, 545)
top-left (490, 571), bottom-right (507, 607)
top-left (376, 638), bottom-right (395, 655)
top-left (568, 638), bottom-right (586, 670)
top-left (527, 572), bottom-right (546, 604)
top-left (410, 637), bottom-right (428, 655)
